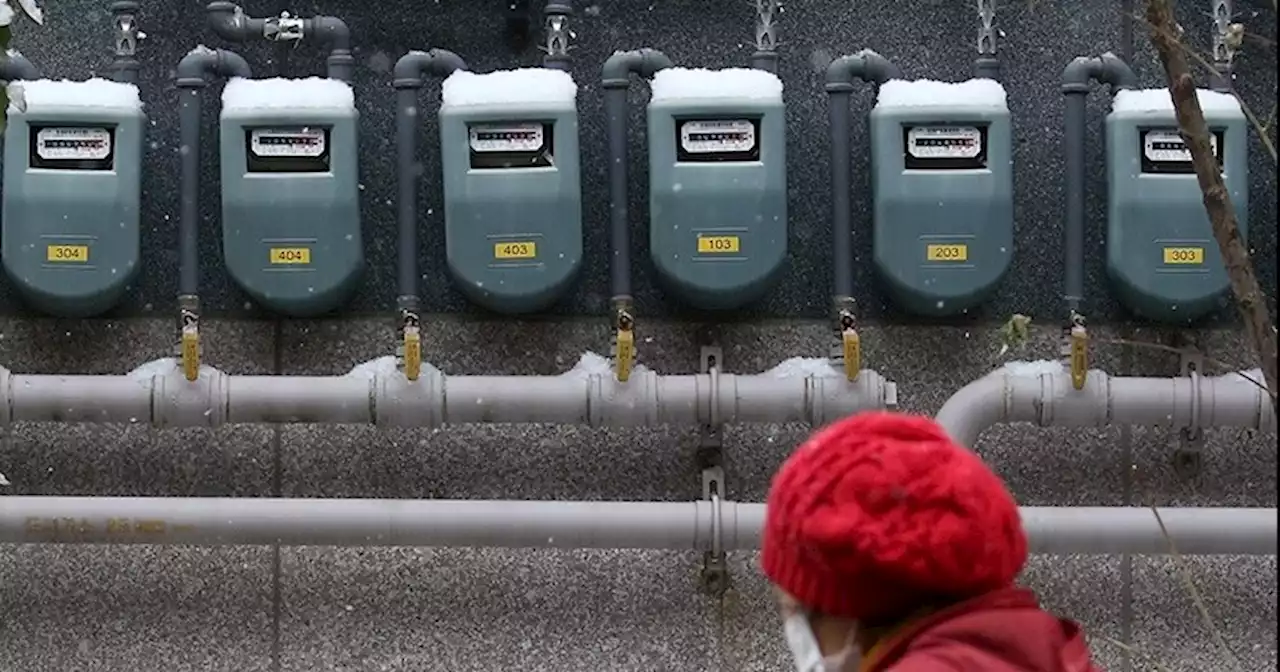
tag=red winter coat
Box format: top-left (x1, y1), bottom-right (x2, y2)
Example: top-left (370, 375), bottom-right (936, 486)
top-left (859, 587), bottom-right (1101, 672)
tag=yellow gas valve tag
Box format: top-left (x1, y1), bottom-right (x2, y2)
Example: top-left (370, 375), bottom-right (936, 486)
top-left (180, 327), bottom-right (200, 382)
top-left (1069, 326), bottom-right (1088, 390)
top-left (842, 329), bottom-right (861, 381)
top-left (403, 327), bottom-right (422, 382)
top-left (614, 328), bottom-right (635, 382)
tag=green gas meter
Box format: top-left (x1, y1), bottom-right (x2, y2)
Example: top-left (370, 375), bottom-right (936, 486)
top-left (1105, 88), bottom-right (1248, 323)
top-left (218, 77), bottom-right (364, 316)
top-left (2, 78), bottom-right (145, 317)
top-left (438, 68), bottom-right (583, 313)
top-left (647, 67), bottom-right (788, 310)
top-left (869, 78), bottom-right (1014, 317)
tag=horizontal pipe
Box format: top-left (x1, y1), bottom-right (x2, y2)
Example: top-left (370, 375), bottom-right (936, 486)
top-left (936, 368), bottom-right (1274, 448)
top-left (0, 361), bottom-right (896, 428)
top-left (3, 497), bottom-right (1273, 556)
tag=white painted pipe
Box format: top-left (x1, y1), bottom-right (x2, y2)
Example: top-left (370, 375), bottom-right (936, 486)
top-left (0, 359), bottom-right (898, 428)
top-left (3, 497), bottom-right (1273, 555)
top-left (936, 365), bottom-right (1274, 447)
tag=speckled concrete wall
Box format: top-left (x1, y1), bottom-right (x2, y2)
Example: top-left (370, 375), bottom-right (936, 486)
top-left (1, 1), bottom-right (1277, 671)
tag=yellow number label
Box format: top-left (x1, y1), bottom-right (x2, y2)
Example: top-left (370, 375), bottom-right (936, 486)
top-left (926, 244), bottom-right (968, 262)
top-left (46, 245), bottom-right (89, 262)
top-left (1162, 247), bottom-right (1204, 265)
top-left (697, 236), bottom-right (740, 254)
top-left (494, 242), bottom-right (537, 259)
top-left (269, 247), bottom-right (311, 264)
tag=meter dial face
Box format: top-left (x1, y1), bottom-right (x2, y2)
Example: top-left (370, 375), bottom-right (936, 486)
top-left (469, 123), bottom-right (545, 153)
top-left (1143, 129), bottom-right (1217, 163)
top-left (35, 127), bottom-right (111, 161)
top-left (249, 127), bottom-right (327, 158)
top-left (680, 119), bottom-right (756, 154)
top-left (906, 126), bottom-right (982, 160)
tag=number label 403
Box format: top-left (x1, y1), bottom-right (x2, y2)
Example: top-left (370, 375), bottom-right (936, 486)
top-left (494, 242), bottom-right (537, 259)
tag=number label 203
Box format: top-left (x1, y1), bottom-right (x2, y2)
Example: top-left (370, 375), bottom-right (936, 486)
top-left (926, 244), bottom-right (968, 262)
top-left (494, 242), bottom-right (537, 259)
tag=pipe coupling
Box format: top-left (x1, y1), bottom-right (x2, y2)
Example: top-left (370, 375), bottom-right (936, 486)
top-left (153, 366), bottom-right (229, 428)
top-left (374, 364), bottom-right (444, 427)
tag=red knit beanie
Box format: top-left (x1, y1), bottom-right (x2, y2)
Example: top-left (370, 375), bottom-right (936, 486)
top-left (761, 411), bottom-right (1027, 624)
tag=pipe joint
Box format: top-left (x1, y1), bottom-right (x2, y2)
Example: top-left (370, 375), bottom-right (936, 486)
top-left (601, 48), bottom-right (673, 89)
top-left (1061, 52), bottom-right (1137, 93)
top-left (153, 366), bottom-right (228, 428)
top-left (824, 50), bottom-right (903, 91)
top-left (175, 47), bottom-right (252, 88)
top-left (375, 365), bottom-right (444, 427)
top-left (392, 49), bottom-right (468, 90)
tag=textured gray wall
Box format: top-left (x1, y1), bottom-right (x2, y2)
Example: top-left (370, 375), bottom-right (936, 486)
top-left (1, 0), bottom-right (1277, 671)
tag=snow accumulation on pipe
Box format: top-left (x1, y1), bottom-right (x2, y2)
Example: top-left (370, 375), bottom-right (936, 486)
top-left (4, 497), bottom-right (1273, 556)
top-left (936, 360), bottom-right (1275, 448)
top-left (0, 354), bottom-right (896, 428)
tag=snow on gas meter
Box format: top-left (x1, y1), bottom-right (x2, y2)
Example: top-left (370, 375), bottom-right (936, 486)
top-left (1105, 88), bottom-right (1248, 323)
top-left (647, 68), bottom-right (787, 310)
top-left (870, 79), bottom-right (1013, 316)
top-left (2, 79), bottom-right (144, 317)
top-left (218, 77), bottom-right (364, 316)
top-left (439, 68), bottom-right (583, 313)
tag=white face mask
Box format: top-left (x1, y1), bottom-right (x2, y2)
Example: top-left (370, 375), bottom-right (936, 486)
top-left (782, 612), bottom-right (855, 672)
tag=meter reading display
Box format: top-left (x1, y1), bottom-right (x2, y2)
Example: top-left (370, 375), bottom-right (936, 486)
top-left (903, 125), bottom-right (988, 169)
top-left (675, 119), bottom-right (761, 163)
top-left (245, 127), bottom-right (331, 173)
top-left (467, 122), bottom-right (554, 169)
top-left (30, 126), bottom-right (115, 170)
top-left (1139, 128), bottom-right (1225, 175)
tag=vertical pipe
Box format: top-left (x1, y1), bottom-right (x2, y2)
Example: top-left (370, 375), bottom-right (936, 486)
top-left (177, 88), bottom-right (202, 298)
top-left (749, 0), bottom-right (780, 74)
top-left (827, 91), bottom-right (854, 300)
top-left (604, 87), bottom-right (632, 299)
top-left (395, 86), bottom-right (421, 304)
top-left (1209, 0), bottom-right (1234, 92)
top-left (974, 0), bottom-right (1000, 81)
top-left (1062, 92), bottom-right (1087, 314)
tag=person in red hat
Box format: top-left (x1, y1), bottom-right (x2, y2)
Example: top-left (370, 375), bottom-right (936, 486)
top-left (761, 411), bottom-right (1101, 672)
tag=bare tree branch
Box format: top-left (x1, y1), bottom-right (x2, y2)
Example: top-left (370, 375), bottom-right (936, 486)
top-left (1137, 12), bottom-right (1278, 162)
top-left (1144, 0), bottom-right (1278, 412)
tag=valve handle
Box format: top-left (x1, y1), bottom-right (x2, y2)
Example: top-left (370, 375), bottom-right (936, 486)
top-left (1069, 325), bottom-right (1088, 390)
top-left (614, 328), bottom-right (635, 382)
top-left (180, 325), bottom-right (200, 382)
top-left (841, 328), bottom-right (861, 382)
top-left (403, 326), bottom-right (422, 382)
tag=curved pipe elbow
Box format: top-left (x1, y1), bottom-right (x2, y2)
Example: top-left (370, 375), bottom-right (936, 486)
top-left (393, 49), bottom-right (468, 89)
top-left (311, 16), bottom-right (351, 52)
top-left (1062, 52), bottom-right (1137, 93)
top-left (602, 48), bottom-right (673, 89)
top-left (825, 50), bottom-right (902, 92)
top-left (175, 47), bottom-right (252, 87)
top-left (205, 1), bottom-right (248, 42)
top-left (0, 51), bottom-right (41, 81)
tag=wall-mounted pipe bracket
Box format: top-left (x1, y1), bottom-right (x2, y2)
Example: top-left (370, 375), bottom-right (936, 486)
top-left (696, 338), bottom-right (729, 595)
top-left (1175, 345), bottom-right (1207, 479)
top-left (700, 464), bottom-right (729, 596)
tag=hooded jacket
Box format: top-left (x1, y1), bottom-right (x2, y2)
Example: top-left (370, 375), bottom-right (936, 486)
top-left (859, 587), bottom-right (1101, 672)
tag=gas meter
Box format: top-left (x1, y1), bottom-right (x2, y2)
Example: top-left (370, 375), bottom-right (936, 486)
top-left (2, 78), bottom-right (145, 317)
top-left (1105, 88), bottom-right (1248, 323)
top-left (647, 67), bottom-right (787, 310)
top-left (218, 77), bottom-right (364, 316)
top-left (869, 78), bottom-right (1014, 316)
top-left (439, 68), bottom-right (583, 313)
